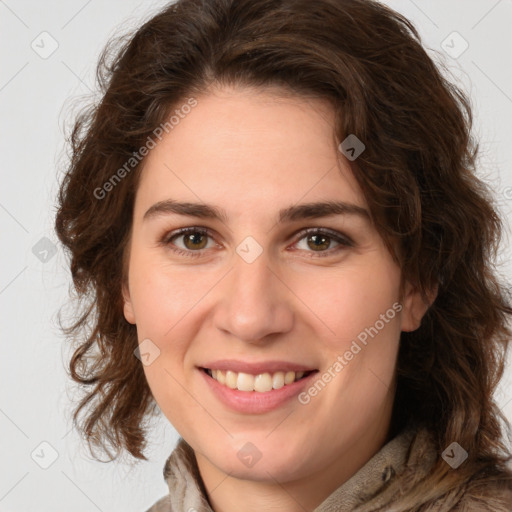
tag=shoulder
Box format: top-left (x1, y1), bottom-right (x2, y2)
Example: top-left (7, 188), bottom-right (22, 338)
top-left (451, 473), bottom-right (512, 511)
top-left (386, 424), bottom-right (512, 511)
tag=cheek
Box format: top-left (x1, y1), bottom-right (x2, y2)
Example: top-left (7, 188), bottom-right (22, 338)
top-left (128, 254), bottom-right (216, 338)
top-left (292, 258), bottom-right (402, 348)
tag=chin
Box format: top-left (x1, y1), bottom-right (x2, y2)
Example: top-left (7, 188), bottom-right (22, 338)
top-left (210, 437), bottom-right (315, 482)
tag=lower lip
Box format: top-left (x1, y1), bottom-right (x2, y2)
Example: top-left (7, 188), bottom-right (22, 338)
top-left (199, 368), bottom-right (318, 414)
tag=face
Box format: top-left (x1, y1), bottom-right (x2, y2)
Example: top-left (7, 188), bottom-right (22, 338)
top-left (122, 85), bottom-right (428, 496)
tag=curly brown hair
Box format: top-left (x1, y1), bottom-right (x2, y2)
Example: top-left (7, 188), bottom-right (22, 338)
top-left (55, 0), bottom-right (512, 506)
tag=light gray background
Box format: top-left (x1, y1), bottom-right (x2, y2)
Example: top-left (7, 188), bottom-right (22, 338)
top-left (1, 1), bottom-right (511, 511)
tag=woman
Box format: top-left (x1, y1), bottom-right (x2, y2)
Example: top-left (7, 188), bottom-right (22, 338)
top-left (55, 0), bottom-right (512, 510)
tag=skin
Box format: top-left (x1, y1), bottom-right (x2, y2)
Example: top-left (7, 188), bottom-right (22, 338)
top-left (122, 85), bottom-right (433, 512)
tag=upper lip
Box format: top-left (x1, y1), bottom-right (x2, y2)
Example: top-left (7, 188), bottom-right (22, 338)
top-left (199, 359), bottom-right (318, 375)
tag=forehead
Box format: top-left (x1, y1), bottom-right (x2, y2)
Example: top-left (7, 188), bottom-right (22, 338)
top-left (134, 86), bottom-right (367, 219)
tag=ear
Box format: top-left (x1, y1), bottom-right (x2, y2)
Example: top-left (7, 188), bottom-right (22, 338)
top-left (122, 282), bottom-right (136, 325)
top-left (400, 281), bottom-right (438, 332)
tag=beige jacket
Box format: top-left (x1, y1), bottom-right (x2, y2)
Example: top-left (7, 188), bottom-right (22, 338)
top-left (145, 424), bottom-right (512, 512)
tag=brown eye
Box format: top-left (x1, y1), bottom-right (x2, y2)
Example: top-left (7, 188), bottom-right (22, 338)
top-left (162, 227), bottom-right (216, 256)
top-left (293, 228), bottom-right (353, 257)
top-left (182, 231), bottom-right (208, 250)
top-left (306, 233), bottom-right (332, 251)
top-left (161, 227), bottom-right (352, 259)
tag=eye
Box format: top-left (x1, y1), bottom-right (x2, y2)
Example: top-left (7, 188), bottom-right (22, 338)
top-left (160, 226), bottom-right (353, 259)
top-left (161, 227), bottom-right (219, 257)
top-left (291, 228), bottom-right (353, 257)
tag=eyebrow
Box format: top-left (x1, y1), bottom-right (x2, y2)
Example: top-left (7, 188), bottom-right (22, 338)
top-left (143, 199), bottom-right (370, 224)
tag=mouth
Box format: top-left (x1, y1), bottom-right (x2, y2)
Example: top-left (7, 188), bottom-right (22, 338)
top-left (200, 367), bottom-right (318, 393)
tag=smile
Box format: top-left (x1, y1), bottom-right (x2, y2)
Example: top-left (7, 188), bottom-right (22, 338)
top-left (202, 368), bottom-right (315, 392)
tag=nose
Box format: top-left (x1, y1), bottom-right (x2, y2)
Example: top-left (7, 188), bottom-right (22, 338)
top-left (213, 250), bottom-right (294, 343)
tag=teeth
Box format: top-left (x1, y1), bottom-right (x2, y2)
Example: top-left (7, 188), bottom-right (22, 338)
top-left (272, 372), bottom-right (285, 390)
top-left (215, 369), bottom-right (226, 385)
top-left (237, 372), bottom-right (256, 391)
top-left (254, 373), bottom-right (273, 392)
top-left (284, 371), bottom-right (296, 385)
top-left (207, 369), bottom-right (308, 392)
top-left (225, 370), bottom-right (238, 389)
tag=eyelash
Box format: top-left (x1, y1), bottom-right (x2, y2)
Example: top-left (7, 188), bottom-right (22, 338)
top-left (159, 226), bottom-right (354, 259)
